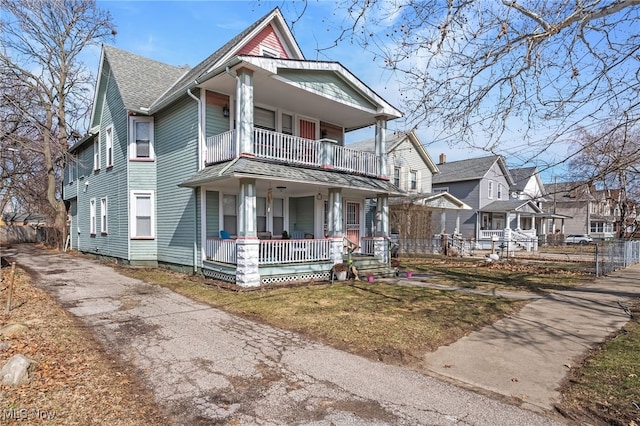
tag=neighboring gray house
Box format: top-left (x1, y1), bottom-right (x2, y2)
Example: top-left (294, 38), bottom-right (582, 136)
top-left (63, 8), bottom-right (403, 287)
top-left (349, 130), bottom-right (470, 241)
top-left (432, 155), bottom-right (543, 250)
top-left (543, 181), bottom-right (618, 240)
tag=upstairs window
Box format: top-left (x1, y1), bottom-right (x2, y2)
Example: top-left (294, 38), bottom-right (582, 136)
top-left (393, 168), bottom-right (400, 187)
top-left (260, 45), bottom-right (280, 58)
top-left (93, 138), bottom-right (100, 170)
top-left (254, 107), bottom-right (276, 131)
top-left (497, 183), bottom-right (503, 200)
top-left (409, 170), bottom-right (417, 190)
top-left (130, 117), bottom-right (154, 160)
top-left (105, 125), bottom-right (114, 167)
top-left (488, 180), bottom-right (494, 199)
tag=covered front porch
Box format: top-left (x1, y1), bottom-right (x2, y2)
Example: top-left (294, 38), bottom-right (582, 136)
top-left (477, 200), bottom-right (543, 251)
top-left (181, 158), bottom-right (401, 287)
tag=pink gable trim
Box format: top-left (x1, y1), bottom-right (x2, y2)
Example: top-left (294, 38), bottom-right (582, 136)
top-left (238, 24), bottom-right (289, 58)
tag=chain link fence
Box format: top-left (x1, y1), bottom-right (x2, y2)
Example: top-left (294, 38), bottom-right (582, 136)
top-left (595, 240), bottom-right (640, 276)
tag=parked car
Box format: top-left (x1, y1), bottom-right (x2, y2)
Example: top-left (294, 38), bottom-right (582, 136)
top-left (565, 234), bottom-right (594, 245)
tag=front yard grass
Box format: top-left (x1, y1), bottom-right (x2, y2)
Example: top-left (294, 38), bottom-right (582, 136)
top-left (398, 256), bottom-right (593, 293)
top-left (559, 300), bottom-right (640, 425)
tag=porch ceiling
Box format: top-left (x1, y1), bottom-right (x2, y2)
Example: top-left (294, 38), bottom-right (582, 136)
top-left (197, 59), bottom-right (400, 132)
top-left (179, 158), bottom-right (404, 198)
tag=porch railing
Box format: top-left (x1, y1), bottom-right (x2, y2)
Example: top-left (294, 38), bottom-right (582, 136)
top-left (206, 238), bottom-right (237, 264)
top-left (479, 229), bottom-right (503, 240)
top-left (260, 238), bottom-right (330, 265)
top-left (205, 128), bottom-right (380, 177)
top-left (205, 237), bottom-right (331, 265)
top-left (361, 237), bottom-right (375, 255)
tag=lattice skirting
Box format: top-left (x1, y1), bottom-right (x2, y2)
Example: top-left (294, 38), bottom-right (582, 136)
top-left (202, 268), bottom-right (236, 283)
top-left (261, 271), bottom-right (330, 285)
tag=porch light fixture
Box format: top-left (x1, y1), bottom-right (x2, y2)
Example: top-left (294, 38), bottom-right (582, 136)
top-left (316, 193), bottom-right (323, 200)
top-left (222, 104), bottom-right (230, 118)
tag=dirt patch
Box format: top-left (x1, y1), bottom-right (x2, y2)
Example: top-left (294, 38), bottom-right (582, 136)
top-left (0, 264), bottom-right (173, 425)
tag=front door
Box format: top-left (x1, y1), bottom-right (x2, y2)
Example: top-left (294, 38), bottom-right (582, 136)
top-left (345, 201), bottom-right (360, 253)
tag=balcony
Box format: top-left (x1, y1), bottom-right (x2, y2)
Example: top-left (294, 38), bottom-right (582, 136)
top-left (205, 128), bottom-right (381, 178)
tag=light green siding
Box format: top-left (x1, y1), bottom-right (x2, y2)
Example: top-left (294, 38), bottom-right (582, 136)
top-left (277, 70), bottom-right (377, 111)
top-left (206, 191), bottom-right (220, 238)
top-left (71, 57), bottom-right (130, 261)
top-left (206, 104), bottom-right (230, 137)
top-left (155, 94), bottom-right (199, 267)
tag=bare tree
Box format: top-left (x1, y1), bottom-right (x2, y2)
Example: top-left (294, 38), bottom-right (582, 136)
top-left (312, 0), bottom-right (640, 165)
top-left (568, 124), bottom-right (640, 238)
top-left (0, 0), bottom-right (115, 247)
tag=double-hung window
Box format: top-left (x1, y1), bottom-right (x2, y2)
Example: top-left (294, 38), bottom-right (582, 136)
top-left (105, 125), bottom-right (114, 167)
top-left (93, 139), bottom-right (100, 171)
top-left (409, 170), bottom-right (417, 190)
top-left (100, 197), bottom-right (108, 234)
top-left (131, 191), bottom-right (154, 238)
top-left (393, 167), bottom-right (400, 188)
top-left (90, 198), bottom-right (96, 235)
top-left (497, 183), bottom-right (503, 200)
top-left (130, 117), bottom-right (154, 160)
top-left (488, 180), bottom-right (494, 199)
top-left (223, 194), bottom-right (237, 236)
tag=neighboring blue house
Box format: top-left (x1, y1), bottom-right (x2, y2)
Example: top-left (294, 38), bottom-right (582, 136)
top-left (63, 8), bottom-right (403, 287)
top-left (432, 155), bottom-right (544, 250)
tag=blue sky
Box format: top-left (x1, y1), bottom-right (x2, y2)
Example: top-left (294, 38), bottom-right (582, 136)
top-left (94, 1), bottom-right (561, 179)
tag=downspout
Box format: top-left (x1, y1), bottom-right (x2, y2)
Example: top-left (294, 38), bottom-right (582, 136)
top-left (187, 88), bottom-right (202, 274)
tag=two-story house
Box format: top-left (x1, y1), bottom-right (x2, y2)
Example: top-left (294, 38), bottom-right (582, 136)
top-left (543, 181), bottom-right (618, 240)
top-left (63, 8), bottom-right (403, 287)
top-left (432, 155), bottom-right (544, 250)
top-left (349, 131), bottom-right (470, 244)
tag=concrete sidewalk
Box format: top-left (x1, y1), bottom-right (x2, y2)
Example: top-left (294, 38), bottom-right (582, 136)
top-left (5, 244), bottom-right (565, 425)
top-left (385, 267), bottom-right (640, 412)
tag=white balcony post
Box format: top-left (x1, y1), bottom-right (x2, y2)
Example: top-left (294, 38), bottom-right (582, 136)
top-left (375, 117), bottom-right (388, 179)
top-left (236, 67), bottom-right (254, 156)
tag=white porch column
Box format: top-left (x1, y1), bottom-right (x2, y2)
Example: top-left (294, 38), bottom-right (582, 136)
top-left (374, 194), bottom-right (389, 263)
top-left (455, 213), bottom-right (461, 235)
top-left (236, 67), bottom-right (254, 155)
top-left (516, 212), bottom-right (521, 230)
top-left (375, 117), bottom-right (388, 178)
top-left (236, 177), bottom-right (260, 287)
top-left (440, 210), bottom-right (446, 234)
top-left (327, 188), bottom-right (344, 265)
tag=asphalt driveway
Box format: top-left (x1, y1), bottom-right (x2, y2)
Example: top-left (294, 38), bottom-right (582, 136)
top-left (5, 244), bottom-right (564, 425)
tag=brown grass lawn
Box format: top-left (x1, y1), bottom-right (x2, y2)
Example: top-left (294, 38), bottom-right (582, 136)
top-left (0, 265), bottom-right (170, 425)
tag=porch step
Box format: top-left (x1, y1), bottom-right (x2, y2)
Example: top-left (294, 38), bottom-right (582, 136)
top-left (344, 255), bottom-right (397, 278)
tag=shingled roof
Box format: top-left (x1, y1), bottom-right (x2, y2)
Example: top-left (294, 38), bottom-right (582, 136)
top-left (102, 45), bottom-right (189, 113)
top-left (179, 157), bottom-right (404, 195)
top-left (432, 155), bottom-right (514, 185)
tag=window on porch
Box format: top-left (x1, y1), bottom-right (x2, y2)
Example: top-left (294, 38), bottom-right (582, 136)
top-left (223, 194), bottom-right (237, 235)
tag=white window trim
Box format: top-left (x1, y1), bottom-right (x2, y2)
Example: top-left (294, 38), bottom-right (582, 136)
top-left (93, 138), bottom-right (100, 171)
top-left (260, 45), bottom-right (280, 58)
top-left (409, 170), bottom-right (418, 191)
top-left (497, 183), bottom-right (503, 200)
top-left (100, 197), bottom-right (108, 234)
top-left (105, 124), bottom-right (114, 167)
top-left (488, 180), bottom-right (494, 199)
top-left (129, 116), bottom-right (154, 160)
top-left (130, 190), bottom-right (155, 238)
top-left (89, 198), bottom-right (96, 235)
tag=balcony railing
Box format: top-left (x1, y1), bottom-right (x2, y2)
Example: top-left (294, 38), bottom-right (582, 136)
top-left (205, 128), bottom-right (380, 177)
